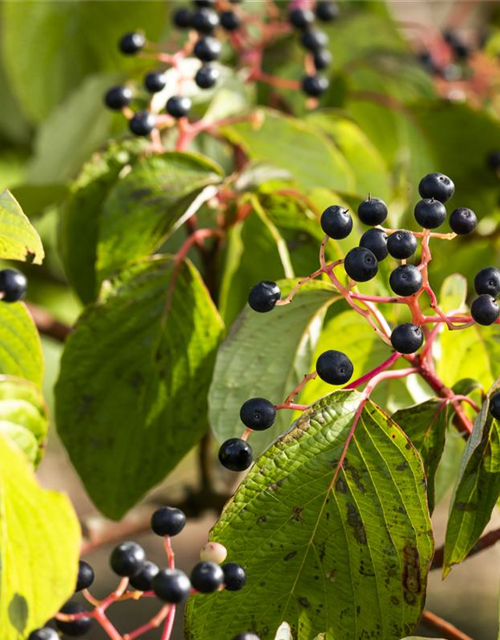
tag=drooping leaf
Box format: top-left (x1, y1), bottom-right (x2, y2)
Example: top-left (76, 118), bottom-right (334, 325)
top-left (0, 190), bottom-right (44, 264)
top-left (0, 302), bottom-right (44, 386)
top-left (392, 399), bottom-right (448, 512)
top-left (210, 281), bottom-right (337, 455)
top-left (0, 434), bottom-right (80, 640)
top-left (56, 257), bottom-right (223, 519)
top-left (443, 387), bottom-right (500, 576)
top-left (186, 390), bottom-right (434, 640)
top-left (96, 152), bottom-right (223, 282)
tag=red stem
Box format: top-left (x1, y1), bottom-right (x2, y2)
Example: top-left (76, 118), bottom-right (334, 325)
top-left (420, 610), bottom-right (475, 640)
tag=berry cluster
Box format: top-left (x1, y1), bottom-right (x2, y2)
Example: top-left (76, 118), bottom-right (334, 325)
top-left (219, 172), bottom-right (500, 473)
top-left (417, 28), bottom-right (472, 82)
top-left (28, 506), bottom-right (253, 640)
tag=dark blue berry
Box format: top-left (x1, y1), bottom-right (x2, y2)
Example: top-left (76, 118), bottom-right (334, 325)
top-left (151, 507), bottom-right (186, 537)
top-left (191, 561), bottom-right (224, 593)
top-left (220, 10), bottom-right (241, 31)
top-left (313, 48), bottom-right (332, 70)
top-left (359, 228), bottom-right (388, 261)
top-left (219, 439), bottom-right (253, 471)
top-left (302, 75), bottom-right (329, 97)
top-left (488, 151), bottom-right (500, 171)
top-left (173, 7), bottom-right (193, 28)
top-left (389, 265), bottom-right (423, 297)
top-left (471, 294), bottom-right (499, 326)
top-left (76, 560), bottom-right (94, 592)
top-left (232, 634), bottom-right (260, 640)
top-left (195, 65), bottom-right (219, 89)
top-left (320, 205), bottom-right (352, 239)
top-left (418, 172), bottom-right (455, 203)
top-left (119, 32), bottom-right (145, 55)
top-left (301, 29), bottom-right (329, 52)
top-left (166, 96), bottom-right (192, 119)
top-left (344, 247), bottom-right (378, 282)
top-left (153, 569), bottom-right (191, 603)
top-left (316, 1), bottom-right (339, 22)
top-left (104, 85), bottom-right (132, 110)
top-left (240, 398), bottom-right (276, 431)
top-left (357, 197), bottom-right (388, 226)
top-left (248, 281), bottom-right (281, 312)
top-left (490, 392), bottom-right (500, 420)
top-left (474, 267), bottom-right (500, 297)
top-left (222, 563), bottom-right (247, 591)
top-left (289, 8), bottom-right (314, 29)
top-left (387, 230), bottom-right (417, 260)
top-left (56, 603), bottom-right (92, 637)
top-left (28, 629), bottom-right (58, 640)
top-left (449, 207), bottom-right (477, 235)
top-left (110, 541), bottom-right (146, 577)
top-left (414, 199), bottom-right (446, 229)
top-left (316, 350), bottom-right (353, 385)
top-left (129, 111), bottom-right (156, 137)
top-left (194, 36), bottom-right (222, 62)
top-left (144, 72), bottom-right (167, 93)
top-left (0, 269), bottom-right (27, 302)
top-left (191, 8), bottom-right (219, 33)
top-left (390, 324), bottom-right (423, 354)
top-left (129, 561), bottom-right (159, 591)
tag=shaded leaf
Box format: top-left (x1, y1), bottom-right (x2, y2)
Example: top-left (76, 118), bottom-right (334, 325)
top-left (0, 191), bottom-right (44, 264)
top-left (439, 274), bottom-right (467, 314)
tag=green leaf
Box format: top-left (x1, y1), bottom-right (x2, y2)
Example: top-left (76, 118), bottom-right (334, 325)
top-left (439, 274), bottom-right (467, 314)
top-left (222, 109), bottom-right (354, 193)
top-left (0, 302), bottom-right (44, 386)
top-left (392, 400), bottom-right (448, 512)
top-left (0, 191), bottom-right (44, 264)
top-left (59, 138), bottom-right (148, 303)
top-left (186, 390), bottom-right (434, 640)
top-left (210, 281), bottom-right (337, 455)
top-left (0, 376), bottom-right (48, 466)
top-left (0, 434), bottom-right (80, 639)
top-left (97, 152), bottom-right (223, 282)
top-left (443, 388), bottom-right (500, 575)
top-left (56, 257), bottom-right (223, 519)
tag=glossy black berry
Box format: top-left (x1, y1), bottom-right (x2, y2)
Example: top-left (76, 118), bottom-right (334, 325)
top-left (390, 323), bottom-right (424, 354)
top-left (194, 36), bottom-right (222, 62)
top-left (129, 111), bottom-right (156, 137)
top-left (414, 199), bottom-right (446, 229)
top-left (191, 561), bottom-right (224, 593)
top-left (104, 85), bottom-right (132, 110)
top-left (389, 264), bottom-right (423, 297)
top-left (316, 1), bottom-right (339, 22)
top-left (129, 561), bottom-right (159, 591)
top-left (320, 205), bottom-right (352, 239)
top-left (316, 350), bottom-right (353, 385)
top-left (220, 10), bottom-right (241, 31)
top-left (387, 230), bottom-right (417, 260)
top-left (474, 267), bottom-right (500, 297)
top-left (166, 96), bottom-right (192, 119)
top-left (301, 29), bottom-right (329, 52)
top-left (191, 8), bottom-right (219, 33)
top-left (313, 48), bottom-right (332, 70)
top-left (219, 438), bottom-right (253, 471)
top-left (173, 7), bottom-right (193, 29)
top-left (119, 32), bottom-right (145, 55)
top-left (488, 151), bottom-right (500, 171)
top-left (418, 172), bottom-right (455, 203)
top-left (359, 228), bottom-right (388, 261)
top-left (222, 562), bottom-right (247, 591)
top-left (151, 506), bottom-right (186, 537)
top-left (302, 75), bottom-right (329, 97)
top-left (76, 560), bottom-right (94, 592)
top-left (248, 281), bottom-right (281, 312)
top-left (357, 197), bottom-right (388, 226)
top-left (289, 8), bottom-right (314, 30)
top-left (56, 603), bottom-right (92, 637)
top-left (194, 0), bottom-right (215, 6)
top-left (0, 269), bottom-right (27, 302)
top-left (110, 541), bottom-right (146, 577)
top-left (144, 72), bottom-right (167, 93)
top-left (28, 629), bottom-right (59, 640)
top-left (471, 294), bottom-right (500, 326)
top-left (152, 568), bottom-right (191, 603)
top-left (240, 398), bottom-right (276, 431)
top-left (449, 207), bottom-right (477, 235)
top-left (344, 247), bottom-right (378, 282)
top-left (232, 635), bottom-right (260, 640)
top-left (490, 392), bottom-right (500, 420)
top-left (195, 65), bottom-right (219, 89)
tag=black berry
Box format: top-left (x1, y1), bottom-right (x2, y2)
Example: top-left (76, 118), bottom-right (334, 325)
top-left (129, 561), bottom-right (159, 591)
top-left (152, 569), bottom-right (191, 603)
top-left (240, 398), bottom-right (276, 431)
top-left (444, 30), bottom-right (470, 60)
top-left (151, 506), bottom-right (186, 537)
top-left (191, 8), bottom-right (219, 33)
top-left (56, 603), bottom-right (92, 637)
top-left (28, 629), bottom-right (59, 640)
top-left (301, 29), bottom-right (329, 52)
top-left (195, 65), bottom-right (219, 89)
top-left (220, 10), bottom-right (241, 31)
top-left (119, 32), bottom-right (145, 55)
top-left (76, 560), bottom-right (94, 592)
top-left (449, 207), bottom-right (477, 235)
top-left (316, 1), bottom-right (339, 22)
top-left (357, 197), bottom-right (388, 226)
top-left (104, 85), bottom-right (132, 110)
top-left (232, 635), bottom-right (260, 640)
top-left (471, 294), bottom-right (500, 326)
top-left (0, 269), bottom-right (27, 302)
top-left (418, 172), bottom-right (455, 203)
top-left (194, 36), bottom-right (222, 62)
top-left (194, 0), bottom-right (215, 6)
top-left (387, 230), bottom-right (417, 260)
top-left (302, 75), bottom-right (329, 97)
top-left (222, 563), bottom-right (247, 591)
top-left (144, 72), bottom-right (167, 93)
top-left (490, 392), bottom-right (500, 420)
top-left (173, 7), bottom-right (193, 29)
top-left (316, 350), bottom-right (353, 385)
top-left (390, 323), bottom-right (424, 354)
top-left (344, 247), bottom-right (378, 282)
top-left (313, 49), bottom-right (332, 71)
top-left (129, 111), bottom-right (156, 137)
top-left (389, 264), bottom-right (423, 297)
top-left (359, 228), bottom-right (388, 261)
top-left (320, 205), bottom-right (352, 239)
top-left (166, 96), bottom-right (192, 119)
top-left (191, 561), bottom-right (224, 593)
top-left (289, 8), bottom-right (314, 30)
top-left (414, 199), bottom-right (446, 229)
top-left (488, 151), bottom-right (500, 171)
top-left (474, 267), bottom-right (500, 297)
top-left (248, 281), bottom-right (281, 312)
top-left (219, 438), bottom-right (253, 471)
top-left (109, 541), bottom-right (146, 577)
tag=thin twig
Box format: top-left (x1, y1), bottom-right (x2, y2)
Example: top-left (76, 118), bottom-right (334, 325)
top-left (421, 610), bottom-right (475, 640)
top-left (26, 303), bottom-right (71, 342)
top-left (432, 527), bottom-right (500, 570)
